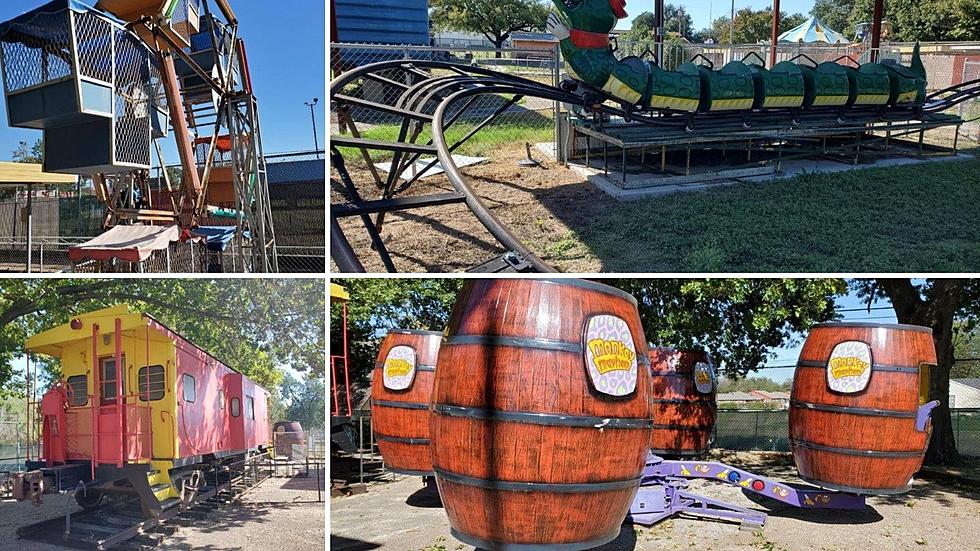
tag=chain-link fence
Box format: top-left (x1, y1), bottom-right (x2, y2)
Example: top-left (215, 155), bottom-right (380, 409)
top-left (330, 42), bottom-right (561, 167)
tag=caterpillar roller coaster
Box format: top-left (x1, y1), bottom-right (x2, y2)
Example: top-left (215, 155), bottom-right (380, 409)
top-left (0, 0), bottom-right (277, 272)
top-left (330, 0), bottom-right (980, 273)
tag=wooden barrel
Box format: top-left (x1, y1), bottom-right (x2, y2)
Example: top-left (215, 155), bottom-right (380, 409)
top-left (370, 329), bottom-right (442, 476)
top-left (648, 348), bottom-right (717, 456)
top-left (431, 279), bottom-right (652, 550)
top-left (790, 322), bottom-right (936, 495)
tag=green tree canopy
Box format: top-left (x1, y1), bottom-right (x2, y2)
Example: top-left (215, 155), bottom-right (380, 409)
top-left (330, 278), bottom-right (461, 405)
top-left (631, 5), bottom-right (695, 39)
top-left (429, 0), bottom-right (550, 55)
top-left (846, 0), bottom-right (980, 41)
top-left (699, 9), bottom-right (807, 45)
top-left (811, 0), bottom-right (856, 37)
top-left (852, 279), bottom-right (980, 465)
top-left (0, 279), bottom-right (324, 394)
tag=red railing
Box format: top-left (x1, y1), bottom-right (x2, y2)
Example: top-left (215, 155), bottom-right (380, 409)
top-left (27, 317), bottom-right (155, 479)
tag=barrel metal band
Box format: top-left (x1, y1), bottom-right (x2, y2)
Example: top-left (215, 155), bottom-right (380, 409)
top-left (434, 467), bottom-right (640, 493)
top-left (433, 404), bottom-right (652, 429)
top-left (797, 360), bottom-right (919, 373)
top-left (790, 438), bottom-right (924, 458)
top-left (442, 335), bottom-right (651, 367)
top-left (790, 400), bottom-right (916, 418)
top-left (375, 434), bottom-right (430, 445)
top-left (450, 527), bottom-right (621, 551)
top-left (372, 399), bottom-right (429, 410)
top-left (444, 335), bottom-right (582, 353)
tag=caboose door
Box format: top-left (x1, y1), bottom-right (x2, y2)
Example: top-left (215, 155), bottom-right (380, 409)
top-left (96, 355), bottom-right (126, 466)
top-left (223, 373), bottom-right (245, 452)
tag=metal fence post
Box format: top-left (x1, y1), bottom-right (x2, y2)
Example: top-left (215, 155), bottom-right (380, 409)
top-left (358, 416), bottom-right (364, 485)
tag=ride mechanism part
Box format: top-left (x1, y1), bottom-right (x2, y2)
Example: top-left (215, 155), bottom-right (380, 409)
top-left (330, 1), bottom-right (980, 273)
top-left (549, 0), bottom-right (927, 114)
top-left (0, 0), bottom-right (278, 272)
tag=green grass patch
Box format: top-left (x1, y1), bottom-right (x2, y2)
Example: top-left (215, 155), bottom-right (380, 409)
top-left (566, 157), bottom-right (980, 272)
top-left (335, 112), bottom-right (553, 163)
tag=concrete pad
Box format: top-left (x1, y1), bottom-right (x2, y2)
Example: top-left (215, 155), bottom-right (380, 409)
top-left (533, 141), bottom-right (972, 201)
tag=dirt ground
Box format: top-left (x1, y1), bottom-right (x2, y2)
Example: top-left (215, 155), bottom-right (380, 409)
top-left (331, 145), bottom-right (603, 273)
top-left (329, 450), bottom-right (980, 551)
top-left (0, 475), bottom-right (325, 550)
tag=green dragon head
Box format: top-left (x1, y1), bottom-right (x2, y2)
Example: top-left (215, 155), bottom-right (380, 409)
top-left (550, 0), bottom-right (625, 34)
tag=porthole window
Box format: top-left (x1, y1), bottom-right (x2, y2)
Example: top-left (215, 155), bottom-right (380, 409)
top-left (66, 375), bottom-right (87, 407)
top-left (231, 397), bottom-right (241, 417)
top-left (182, 373), bottom-right (196, 403)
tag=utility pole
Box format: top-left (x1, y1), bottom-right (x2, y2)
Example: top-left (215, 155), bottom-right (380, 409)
top-left (729, 0), bottom-right (735, 59)
top-left (769, 0), bottom-right (780, 67)
top-left (306, 98), bottom-right (320, 159)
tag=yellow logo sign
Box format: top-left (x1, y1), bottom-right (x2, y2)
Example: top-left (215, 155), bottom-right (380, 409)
top-left (587, 338), bottom-right (635, 374)
top-left (384, 359), bottom-right (413, 378)
top-left (829, 356), bottom-right (870, 380)
top-left (695, 370), bottom-right (711, 385)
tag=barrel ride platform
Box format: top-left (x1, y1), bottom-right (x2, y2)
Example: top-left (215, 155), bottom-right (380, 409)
top-left (568, 109), bottom-right (965, 190)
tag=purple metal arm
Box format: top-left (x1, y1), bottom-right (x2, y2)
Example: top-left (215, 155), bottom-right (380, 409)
top-left (917, 400), bottom-right (940, 432)
top-left (644, 455), bottom-right (866, 510)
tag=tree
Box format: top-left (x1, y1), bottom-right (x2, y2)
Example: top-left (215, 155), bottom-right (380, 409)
top-left (12, 139), bottom-right (42, 164)
top-left (631, 5), bottom-right (695, 39)
top-left (430, 0), bottom-right (550, 57)
top-left (611, 279), bottom-right (846, 378)
top-left (330, 278), bottom-right (462, 407)
top-left (951, 327), bottom-right (980, 379)
top-left (0, 279), bottom-right (324, 393)
top-left (717, 376), bottom-right (791, 393)
top-left (811, 0), bottom-right (855, 37)
top-left (699, 9), bottom-right (807, 45)
top-left (847, 0), bottom-right (973, 42)
top-left (852, 279), bottom-right (980, 465)
top-left (277, 373), bottom-right (326, 429)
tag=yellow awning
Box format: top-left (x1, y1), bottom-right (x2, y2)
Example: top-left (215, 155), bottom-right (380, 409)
top-left (330, 283), bottom-right (349, 303)
top-left (25, 304), bottom-right (161, 357)
top-left (0, 162), bottom-right (78, 185)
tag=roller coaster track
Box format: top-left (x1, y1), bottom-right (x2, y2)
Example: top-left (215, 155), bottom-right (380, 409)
top-left (330, 60), bottom-right (980, 273)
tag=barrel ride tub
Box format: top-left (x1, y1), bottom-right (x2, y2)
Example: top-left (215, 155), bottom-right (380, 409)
top-left (431, 279), bottom-right (652, 550)
top-left (649, 348), bottom-right (717, 456)
top-left (789, 322), bottom-right (940, 495)
top-left (370, 329), bottom-right (442, 476)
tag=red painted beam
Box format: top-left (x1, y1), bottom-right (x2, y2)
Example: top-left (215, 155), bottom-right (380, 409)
top-left (159, 53), bottom-right (202, 220)
top-left (870, 0), bottom-right (884, 62)
top-left (770, 0), bottom-right (780, 67)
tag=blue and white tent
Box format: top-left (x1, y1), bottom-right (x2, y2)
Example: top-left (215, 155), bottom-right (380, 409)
top-left (778, 16), bottom-right (850, 44)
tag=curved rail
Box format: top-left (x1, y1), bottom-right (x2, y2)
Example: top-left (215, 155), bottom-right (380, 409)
top-left (331, 60), bottom-right (980, 273)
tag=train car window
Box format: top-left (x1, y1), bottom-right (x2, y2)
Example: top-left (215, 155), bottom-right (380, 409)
top-left (231, 397), bottom-right (241, 417)
top-left (218, 389), bottom-right (225, 408)
top-left (99, 356), bottom-right (125, 404)
top-left (182, 373), bottom-right (196, 403)
top-left (66, 375), bottom-right (88, 407)
top-left (246, 396), bottom-right (255, 420)
top-left (137, 365), bottom-right (166, 401)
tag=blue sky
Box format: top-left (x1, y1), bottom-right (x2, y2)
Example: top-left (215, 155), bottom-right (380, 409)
top-left (615, 0), bottom-right (817, 31)
top-left (0, 0), bottom-right (325, 161)
top-left (752, 287), bottom-right (896, 384)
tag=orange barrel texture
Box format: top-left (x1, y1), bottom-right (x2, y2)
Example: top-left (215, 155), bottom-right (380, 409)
top-left (648, 348), bottom-right (717, 456)
top-left (431, 279), bottom-right (652, 550)
top-left (790, 322), bottom-right (937, 495)
top-left (370, 329), bottom-right (442, 476)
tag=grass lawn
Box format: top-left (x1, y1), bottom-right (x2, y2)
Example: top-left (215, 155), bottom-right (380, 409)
top-left (561, 156), bottom-right (980, 272)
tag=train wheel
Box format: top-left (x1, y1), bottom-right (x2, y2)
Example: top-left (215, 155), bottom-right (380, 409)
top-left (75, 488), bottom-right (105, 510)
